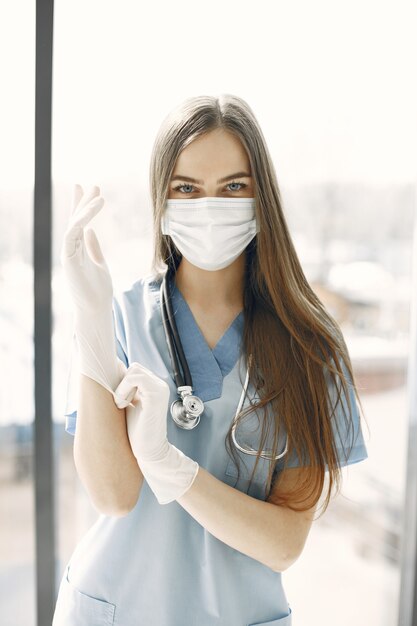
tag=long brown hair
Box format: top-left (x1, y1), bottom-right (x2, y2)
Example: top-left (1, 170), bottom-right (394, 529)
top-left (148, 93), bottom-right (368, 519)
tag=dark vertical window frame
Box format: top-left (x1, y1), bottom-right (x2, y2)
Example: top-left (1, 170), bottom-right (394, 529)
top-left (34, 0), bottom-right (55, 624)
top-left (398, 192), bottom-right (417, 626)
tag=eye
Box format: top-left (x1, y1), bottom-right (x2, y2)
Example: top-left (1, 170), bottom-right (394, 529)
top-left (173, 183), bottom-right (195, 194)
top-left (172, 180), bottom-right (248, 194)
top-left (226, 181), bottom-right (246, 192)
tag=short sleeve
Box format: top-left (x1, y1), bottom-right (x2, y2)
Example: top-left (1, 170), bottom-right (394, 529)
top-left (276, 356), bottom-right (368, 472)
top-left (63, 297), bottom-right (129, 436)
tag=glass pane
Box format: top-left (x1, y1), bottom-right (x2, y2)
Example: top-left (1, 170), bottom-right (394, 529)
top-left (283, 186), bottom-right (413, 624)
top-left (0, 1), bottom-right (36, 624)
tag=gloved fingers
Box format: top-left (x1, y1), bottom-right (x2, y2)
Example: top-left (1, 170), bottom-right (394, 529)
top-left (75, 185), bottom-right (100, 214)
top-left (113, 385), bottom-right (138, 409)
top-left (113, 368), bottom-right (140, 409)
top-left (125, 362), bottom-right (171, 395)
top-left (69, 184), bottom-right (100, 224)
top-left (62, 196), bottom-right (104, 258)
top-left (60, 184), bottom-right (83, 260)
top-left (113, 362), bottom-right (170, 410)
top-left (84, 228), bottom-right (106, 265)
top-left (70, 194), bottom-right (104, 233)
top-left (60, 223), bottom-right (83, 262)
top-left (71, 184), bottom-right (84, 217)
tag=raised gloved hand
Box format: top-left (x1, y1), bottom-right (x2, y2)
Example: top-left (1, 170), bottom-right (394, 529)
top-left (60, 184), bottom-right (126, 394)
top-left (61, 185), bottom-right (199, 504)
top-left (113, 362), bottom-right (200, 505)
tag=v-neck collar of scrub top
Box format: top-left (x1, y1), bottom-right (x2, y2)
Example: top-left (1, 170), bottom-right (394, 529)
top-left (148, 272), bottom-right (245, 403)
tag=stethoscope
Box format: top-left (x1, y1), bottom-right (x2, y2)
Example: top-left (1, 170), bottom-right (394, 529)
top-left (159, 268), bottom-right (288, 461)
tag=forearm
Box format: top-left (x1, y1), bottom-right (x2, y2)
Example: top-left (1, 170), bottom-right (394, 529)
top-left (74, 374), bottom-right (143, 516)
top-left (75, 307), bottom-right (122, 391)
top-left (177, 466), bottom-right (297, 573)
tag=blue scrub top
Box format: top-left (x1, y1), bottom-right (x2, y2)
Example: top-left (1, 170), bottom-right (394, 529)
top-left (54, 272), bottom-right (368, 626)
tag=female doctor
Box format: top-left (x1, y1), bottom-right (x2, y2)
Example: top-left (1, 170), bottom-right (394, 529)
top-left (53, 93), bottom-right (368, 626)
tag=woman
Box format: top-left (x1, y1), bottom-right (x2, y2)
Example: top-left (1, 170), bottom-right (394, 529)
top-left (53, 94), bottom-right (368, 625)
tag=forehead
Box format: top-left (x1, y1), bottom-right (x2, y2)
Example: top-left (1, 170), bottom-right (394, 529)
top-left (172, 129), bottom-right (251, 176)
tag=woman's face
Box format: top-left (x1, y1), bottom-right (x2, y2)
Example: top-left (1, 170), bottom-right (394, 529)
top-left (168, 128), bottom-right (255, 200)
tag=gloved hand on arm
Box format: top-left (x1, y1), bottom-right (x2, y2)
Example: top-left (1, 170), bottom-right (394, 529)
top-left (113, 349), bottom-right (200, 506)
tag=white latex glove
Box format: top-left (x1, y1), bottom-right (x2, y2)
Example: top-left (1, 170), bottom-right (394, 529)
top-left (113, 362), bottom-right (200, 505)
top-left (61, 184), bottom-right (125, 395)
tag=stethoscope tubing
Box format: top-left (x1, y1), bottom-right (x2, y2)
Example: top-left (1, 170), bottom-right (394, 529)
top-left (231, 354), bottom-right (288, 461)
top-left (160, 269), bottom-right (288, 461)
top-left (161, 266), bottom-right (192, 388)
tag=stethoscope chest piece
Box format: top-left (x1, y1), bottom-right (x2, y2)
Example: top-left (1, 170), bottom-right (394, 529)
top-left (170, 386), bottom-right (204, 429)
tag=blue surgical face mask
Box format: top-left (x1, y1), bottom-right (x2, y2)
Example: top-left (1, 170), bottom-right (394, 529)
top-left (161, 196), bottom-right (259, 271)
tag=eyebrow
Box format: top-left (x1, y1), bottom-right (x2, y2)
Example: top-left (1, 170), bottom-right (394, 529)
top-left (170, 171), bottom-right (252, 185)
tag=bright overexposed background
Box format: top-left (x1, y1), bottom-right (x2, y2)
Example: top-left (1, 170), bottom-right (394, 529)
top-left (0, 1), bottom-right (416, 624)
top-left (2, 1), bottom-right (417, 187)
